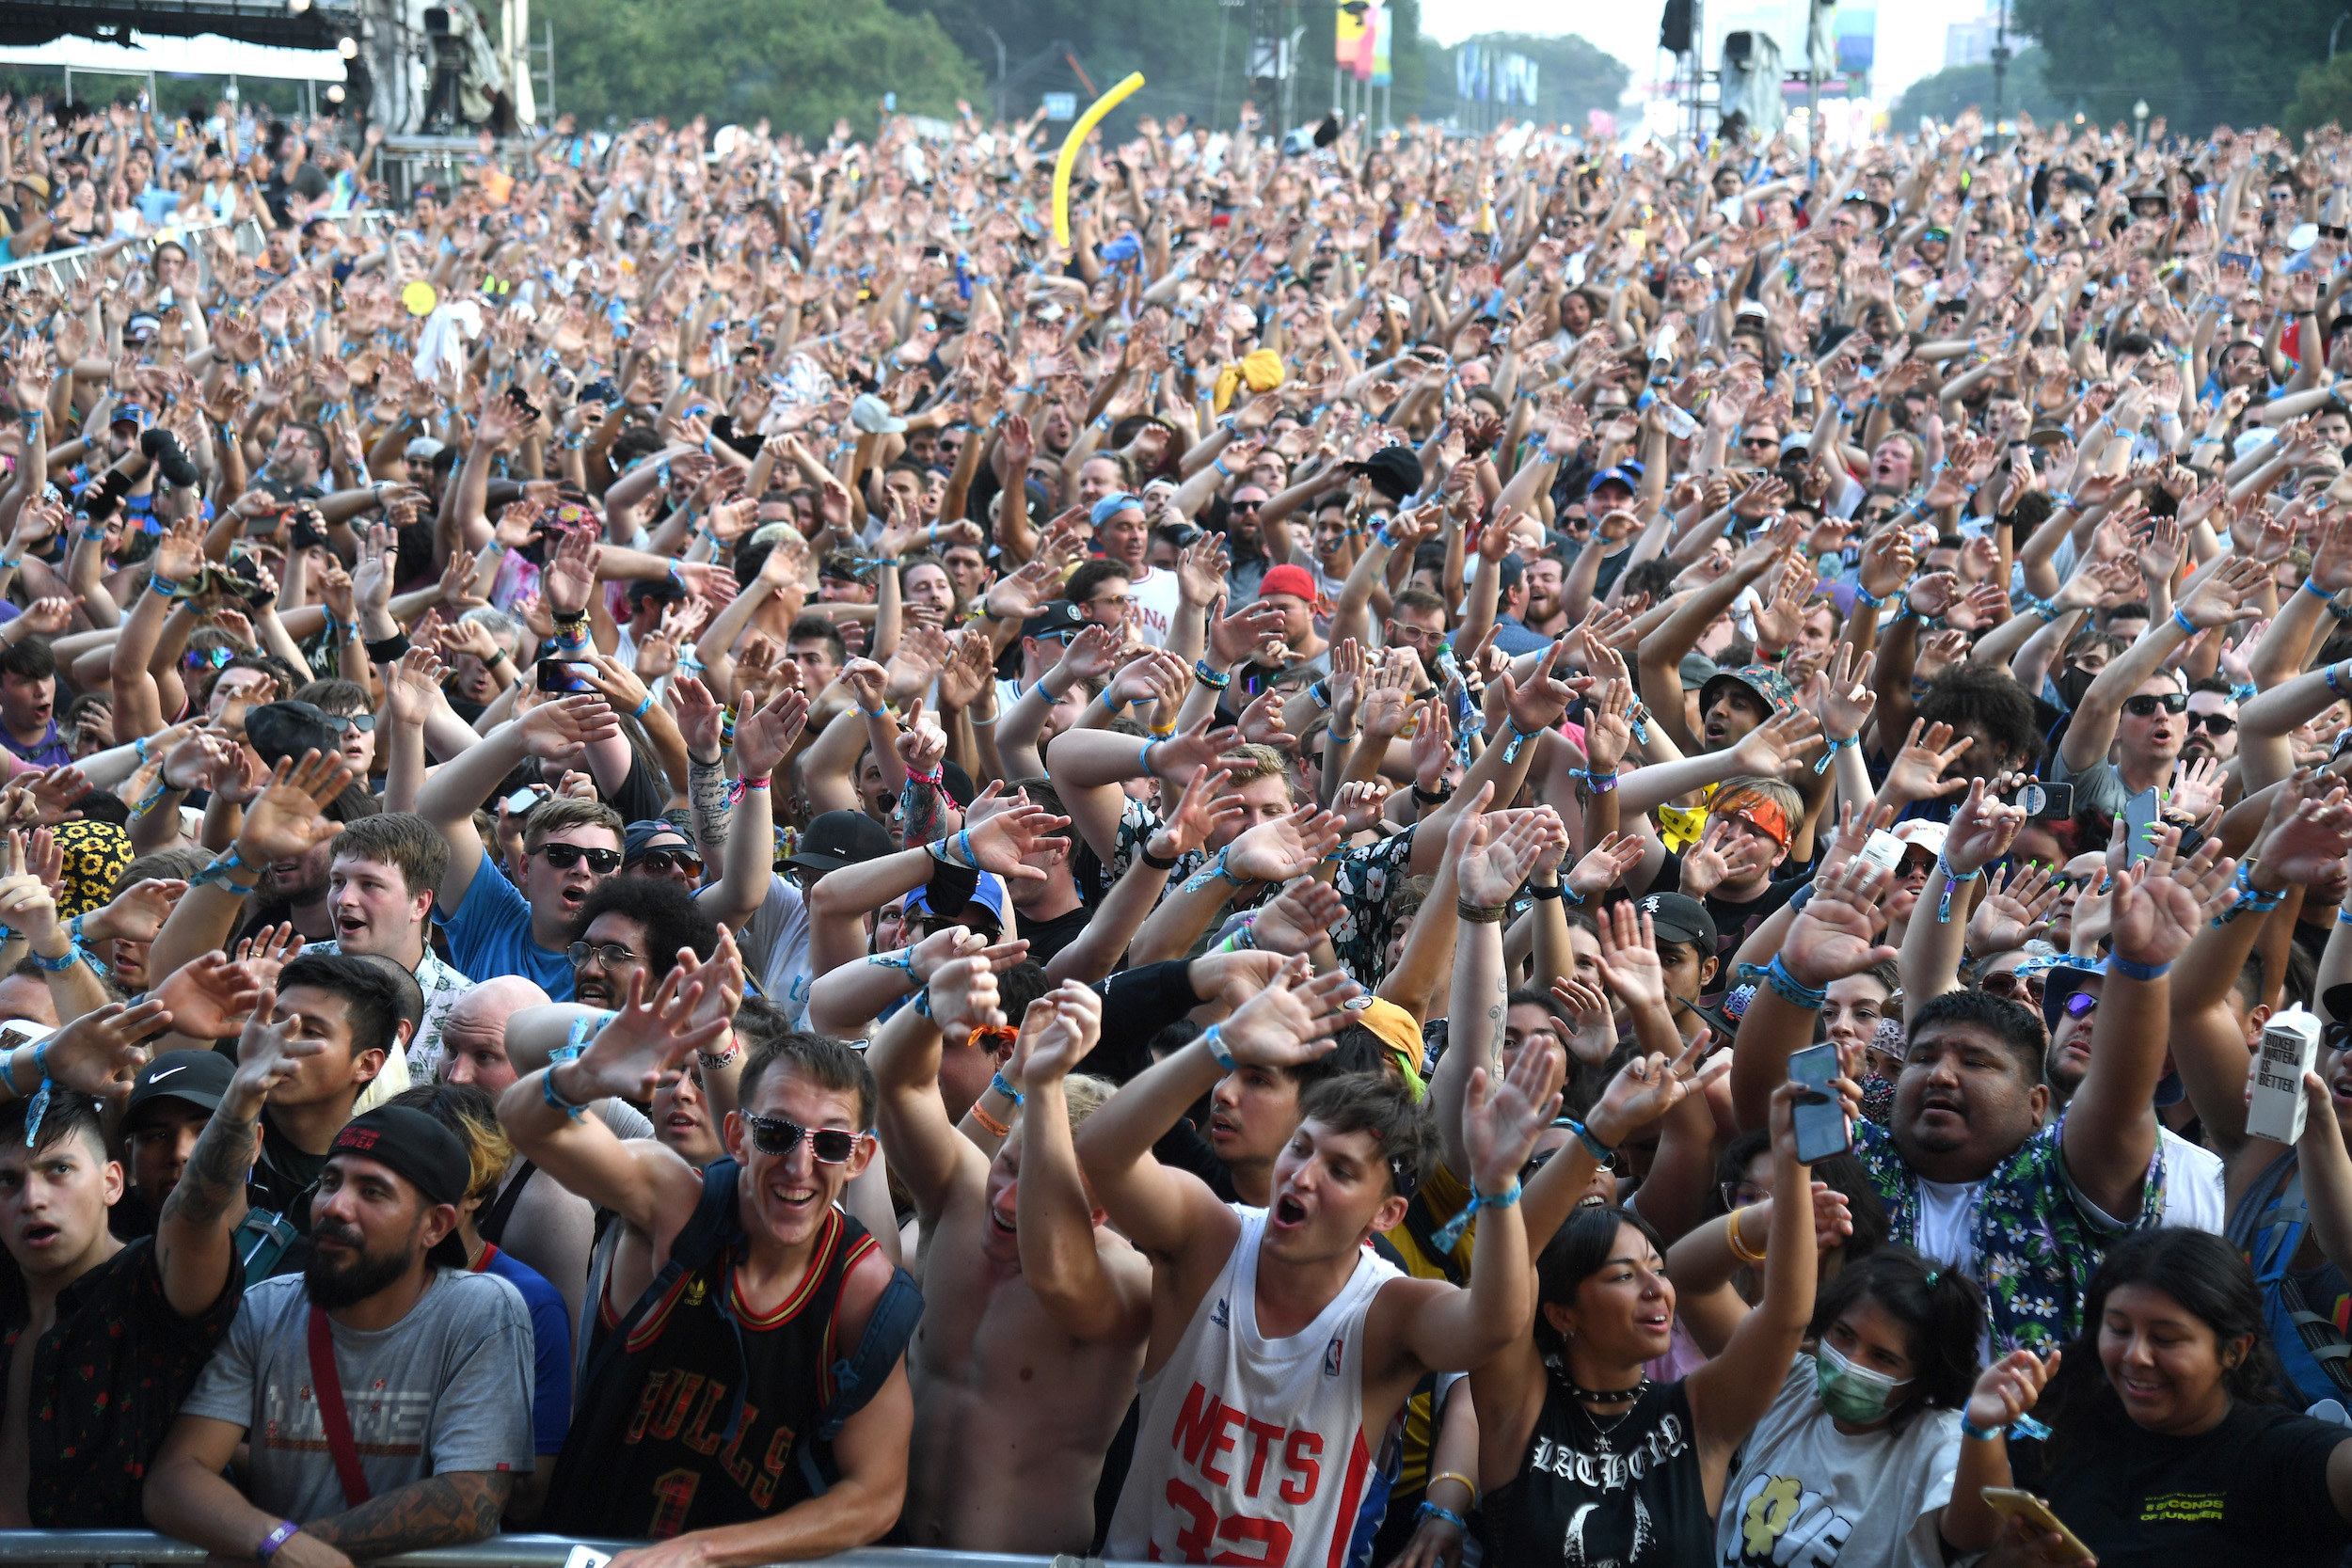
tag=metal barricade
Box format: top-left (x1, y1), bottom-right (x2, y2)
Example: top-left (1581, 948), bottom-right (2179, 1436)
top-left (0, 215), bottom-right (268, 288)
top-left (0, 1534), bottom-right (1142, 1568)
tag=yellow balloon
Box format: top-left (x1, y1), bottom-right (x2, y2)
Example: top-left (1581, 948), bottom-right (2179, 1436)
top-left (402, 280), bottom-right (438, 316)
top-left (1052, 72), bottom-right (1146, 248)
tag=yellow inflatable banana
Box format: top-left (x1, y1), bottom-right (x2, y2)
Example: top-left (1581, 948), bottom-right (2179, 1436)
top-left (1052, 72), bottom-right (1146, 248)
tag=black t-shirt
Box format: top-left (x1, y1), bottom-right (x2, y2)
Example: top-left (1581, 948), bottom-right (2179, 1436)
top-left (1485, 1374), bottom-right (1714, 1566)
top-left (2011, 1395), bottom-right (2351, 1568)
top-left (1657, 849), bottom-right (1808, 960)
top-left (1016, 900), bottom-right (1091, 964)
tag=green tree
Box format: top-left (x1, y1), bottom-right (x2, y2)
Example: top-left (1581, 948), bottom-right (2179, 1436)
top-left (2012, 0), bottom-right (2336, 136)
top-left (1893, 46), bottom-right (2076, 126)
top-left (2287, 52), bottom-right (2352, 141)
top-left (538, 0), bottom-right (981, 138)
top-left (1425, 32), bottom-right (1629, 129)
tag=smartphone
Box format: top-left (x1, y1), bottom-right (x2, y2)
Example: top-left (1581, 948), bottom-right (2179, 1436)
top-left (2004, 780), bottom-right (2073, 819)
top-left (580, 377), bottom-right (619, 405)
top-left (2123, 787), bottom-right (2162, 866)
top-left (246, 509), bottom-right (291, 537)
top-left (1979, 1490), bottom-right (2094, 1562)
top-left (503, 785), bottom-right (552, 816)
top-left (1788, 1044), bottom-right (1850, 1163)
top-left (536, 658), bottom-right (596, 693)
top-left (506, 387), bottom-right (541, 421)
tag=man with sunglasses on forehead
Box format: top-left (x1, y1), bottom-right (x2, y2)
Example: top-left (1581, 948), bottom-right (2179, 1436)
top-left (498, 954), bottom-right (919, 1560)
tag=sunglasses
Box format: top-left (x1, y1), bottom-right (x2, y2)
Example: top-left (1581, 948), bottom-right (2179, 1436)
top-left (565, 940), bottom-right (640, 969)
top-left (2122, 692), bottom-right (2189, 718)
top-left (2062, 990), bottom-right (2099, 1019)
top-left (635, 847), bottom-right (704, 877)
top-left (322, 713), bottom-right (376, 734)
top-left (2185, 711), bottom-right (2236, 736)
top-left (536, 843), bottom-right (623, 873)
top-left (1721, 1180), bottom-right (1770, 1211)
top-left (1229, 499), bottom-right (1265, 513)
top-left (741, 1111), bottom-right (864, 1164)
top-left (184, 646), bottom-right (235, 670)
top-left (1979, 972), bottom-right (2046, 1002)
top-left (1740, 435), bottom-right (1779, 448)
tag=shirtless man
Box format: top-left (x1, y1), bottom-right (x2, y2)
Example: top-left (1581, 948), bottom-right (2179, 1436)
top-left (868, 954), bottom-right (1148, 1553)
top-left (1076, 942), bottom-right (1561, 1566)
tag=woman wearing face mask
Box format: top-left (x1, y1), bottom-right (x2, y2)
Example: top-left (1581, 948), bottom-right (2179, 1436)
top-left (1715, 1248), bottom-right (2002, 1568)
top-left (1972, 1227), bottom-right (2352, 1567)
top-left (1470, 1080), bottom-right (1842, 1566)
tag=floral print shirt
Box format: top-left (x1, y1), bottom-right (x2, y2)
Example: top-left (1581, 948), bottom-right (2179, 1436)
top-left (1853, 1113), bottom-right (2164, 1354)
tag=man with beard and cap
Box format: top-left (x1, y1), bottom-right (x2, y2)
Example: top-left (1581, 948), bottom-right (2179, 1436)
top-left (621, 816), bottom-right (704, 889)
top-left (145, 1102), bottom-right (534, 1560)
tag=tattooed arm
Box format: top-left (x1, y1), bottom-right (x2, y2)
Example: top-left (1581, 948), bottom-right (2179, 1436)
top-left (156, 968), bottom-right (294, 1319)
top-left (688, 754), bottom-right (731, 862)
top-left (304, 1471), bottom-right (513, 1558)
top-left (1427, 863), bottom-right (1510, 1185)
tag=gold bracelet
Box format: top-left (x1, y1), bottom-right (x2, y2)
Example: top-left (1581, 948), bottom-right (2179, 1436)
top-left (1728, 1203), bottom-right (1768, 1265)
top-left (1427, 1471), bottom-right (1480, 1506)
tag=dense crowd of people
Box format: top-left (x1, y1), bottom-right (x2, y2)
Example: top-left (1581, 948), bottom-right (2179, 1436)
top-left (7, 79), bottom-right (2352, 1568)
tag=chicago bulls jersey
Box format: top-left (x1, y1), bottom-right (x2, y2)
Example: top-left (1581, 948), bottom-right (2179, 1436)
top-left (1107, 1207), bottom-right (1403, 1567)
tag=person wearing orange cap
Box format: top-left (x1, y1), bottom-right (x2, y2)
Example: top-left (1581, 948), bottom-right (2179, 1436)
top-left (1668, 775), bottom-right (1808, 958)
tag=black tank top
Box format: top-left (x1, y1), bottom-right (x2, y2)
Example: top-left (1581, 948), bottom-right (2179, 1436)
top-left (1484, 1373), bottom-right (1714, 1568)
top-left (547, 1200), bottom-right (880, 1538)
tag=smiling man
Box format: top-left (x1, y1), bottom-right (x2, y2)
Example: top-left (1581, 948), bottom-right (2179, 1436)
top-left (500, 998), bottom-right (920, 1560)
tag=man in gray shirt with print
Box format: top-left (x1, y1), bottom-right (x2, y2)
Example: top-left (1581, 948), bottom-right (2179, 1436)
top-left (145, 1105), bottom-right (534, 1566)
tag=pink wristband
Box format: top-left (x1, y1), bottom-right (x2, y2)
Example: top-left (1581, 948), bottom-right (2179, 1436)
top-left (256, 1521), bottom-right (299, 1560)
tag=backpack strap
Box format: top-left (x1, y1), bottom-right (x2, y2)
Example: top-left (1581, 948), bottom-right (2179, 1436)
top-left (795, 1263), bottom-right (923, 1499)
top-left (477, 1161), bottom-right (535, 1247)
top-left (1396, 1189), bottom-right (1468, 1287)
top-left (577, 1159), bottom-right (743, 1400)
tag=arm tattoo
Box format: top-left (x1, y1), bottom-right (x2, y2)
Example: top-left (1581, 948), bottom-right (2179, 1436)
top-left (305, 1471), bottom-right (511, 1556)
top-left (688, 756), bottom-right (731, 858)
top-left (1486, 974), bottom-right (1507, 1070)
top-left (902, 776), bottom-right (946, 849)
top-left (158, 1107), bottom-right (258, 1230)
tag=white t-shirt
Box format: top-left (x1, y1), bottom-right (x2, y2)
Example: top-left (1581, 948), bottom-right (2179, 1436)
top-left (1912, 1178), bottom-right (1981, 1271)
top-left (1718, 1358), bottom-right (1964, 1568)
top-left (2158, 1128), bottom-right (2227, 1234)
top-left (701, 871), bottom-right (811, 1027)
top-left (1126, 563), bottom-right (1184, 648)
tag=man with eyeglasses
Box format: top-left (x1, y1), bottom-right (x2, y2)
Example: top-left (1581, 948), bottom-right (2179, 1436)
top-left (2048, 560), bottom-right (2266, 822)
top-left (1735, 423), bottom-right (1783, 470)
top-left (565, 876), bottom-right (720, 1014)
top-left (415, 694), bottom-right (631, 1003)
top-left (1222, 485), bottom-right (1274, 603)
top-left (501, 991), bottom-right (918, 1558)
top-left (1090, 492), bottom-right (1184, 647)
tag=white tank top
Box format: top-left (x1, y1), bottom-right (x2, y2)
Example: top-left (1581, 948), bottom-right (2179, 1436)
top-left (1106, 1206), bottom-right (1405, 1567)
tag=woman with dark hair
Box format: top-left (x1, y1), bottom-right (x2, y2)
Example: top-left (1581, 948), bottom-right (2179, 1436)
top-left (1716, 1247), bottom-right (2004, 1567)
top-left (1470, 1080), bottom-right (1844, 1565)
top-left (1971, 1227), bottom-right (2352, 1566)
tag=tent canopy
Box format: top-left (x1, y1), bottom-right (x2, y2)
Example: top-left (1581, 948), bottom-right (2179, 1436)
top-left (0, 31), bottom-right (347, 83)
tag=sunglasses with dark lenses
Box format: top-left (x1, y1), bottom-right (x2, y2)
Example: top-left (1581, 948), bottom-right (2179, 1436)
top-left (2186, 711), bottom-right (2237, 736)
top-left (636, 847), bottom-right (704, 877)
top-left (1229, 498), bottom-right (1264, 513)
top-left (537, 843), bottom-right (623, 873)
top-left (742, 1112), bottom-right (863, 1163)
top-left (1979, 972), bottom-right (2046, 1002)
top-left (322, 713), bottom-right (377, 734)
top-left (2063, 990), bottom-right (2099, 1019)
top-left (565, 940), bottom-right (640, 969)
top-left (2122, 692), bottom-right (2189, 718)
top-left (1740, 434), bottom-right (1779, 448)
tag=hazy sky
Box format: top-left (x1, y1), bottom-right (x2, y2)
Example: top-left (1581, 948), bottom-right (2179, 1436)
top-left (1416, 0), bottom-right (2010, 109)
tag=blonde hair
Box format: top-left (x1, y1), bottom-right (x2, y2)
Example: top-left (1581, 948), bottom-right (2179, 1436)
top-left (1063, 1073), bottom-right (1114, 1134)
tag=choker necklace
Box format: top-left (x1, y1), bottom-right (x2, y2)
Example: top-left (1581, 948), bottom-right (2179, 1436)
top-left (1565, 1374), bottom-right (1649, 1405)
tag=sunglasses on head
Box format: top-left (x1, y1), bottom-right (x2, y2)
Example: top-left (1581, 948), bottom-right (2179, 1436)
top-left (741, 1111), bottom-right (863, 1163)
top-left (2186, 711), bottom-right (2236, 736)
top-left (536, 842), bottom-right (623, 873)
top-left (635, 847), bottom-right (704, 877)
top-left (2122, 692), bottom-right (2189, 718)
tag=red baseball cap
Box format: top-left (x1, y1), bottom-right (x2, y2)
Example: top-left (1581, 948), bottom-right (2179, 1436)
top-left (1260, 563), bottom-right (1320, 602)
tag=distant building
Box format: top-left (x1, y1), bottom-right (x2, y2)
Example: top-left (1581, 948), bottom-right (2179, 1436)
top-left (1945, 12), bottom-right (2002, 69)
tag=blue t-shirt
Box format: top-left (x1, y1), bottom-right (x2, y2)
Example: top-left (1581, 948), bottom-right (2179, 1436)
top-left (437, 860), bottom-right (576, 1001)
top-left (481, 1245), bottom-right (573, 1454)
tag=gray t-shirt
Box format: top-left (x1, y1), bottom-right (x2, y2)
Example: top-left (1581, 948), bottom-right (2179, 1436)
top-left (2045, 748), bottom-right (2148, 822)
top-left (180, 1269), bottom-right (535, 1521)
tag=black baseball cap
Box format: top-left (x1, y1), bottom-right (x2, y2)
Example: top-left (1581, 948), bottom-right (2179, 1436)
top-left (1636, 892), bottom-right (1720, 952)
top-left (329, 1106), bottom-right (472, 1268)
top-left (783, 809), bottom-right (896, 877)
top-left (125, 1050), bottom-right (231, 1126)
top-left (1021, 600), bottom-right (1089, 641)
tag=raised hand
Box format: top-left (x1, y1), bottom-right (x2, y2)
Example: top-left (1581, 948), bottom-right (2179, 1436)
top-left (668, 675), bottom-right (725, 763)
top-left (961, 798), bottom-right (1073, 881)
top-left (1213, 952), bottom-right (1362, 1069)
top-left (1582, 1029), bottom-right (1711, 1149)
top-left (1944, 777), bottom-right (2027, 874)
top-left (1223, 802), bottom-right (1346, 884)
top-left (150, 953), bottom-right (266, 1039)
top-left (231, 982), bottom-right (332, 1098)
top-left (1591, 896), bottom-right (1671, 1018)
top-left (1448, 791), bottom-right (1550, 907)
top-left (563, 965), bottom-right (732, 1101)
top-left (1463, 1028), bottom-right (1564, 1197)
top-left (230, 751), bottom-right (356, 864)
top-left (2106, 827), bottom-right (2235, 970)
top-left (1782, 860), bottom-right (1901, 989)
top-left (516, 692), bottom-right (620, 762)
top-left (1248, 879), bottom-right (1348, 958)
top-left (1145, 768), bottom-right (1242, 864)
top-left (1016, 982), bottom-right (1105, 1087)
top-left (1968, 861), bottom-right (2061, 955)
top-left (1726, 707), bottom-right (1825, 779)
top-left (733, 688), bottom-right (812, 781)
top-left (382, 647), bottom-right (447, 729)
top-left (37, 996), bottom-right (177, 1101)
top-left (1879, 718), bottom-right (1974, 805)
top-left (925, 954), bottom-right (1005, 1037)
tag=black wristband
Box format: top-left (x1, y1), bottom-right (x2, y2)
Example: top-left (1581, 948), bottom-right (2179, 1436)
top-left (1141, 845), bottom-right (1182, 871)
top-left (1529, 883), bottom-right (1565, 900)
top-left (364, 631), bottom-right (411, 664)
top-left (1412, 784), bottom-right (1453, 805)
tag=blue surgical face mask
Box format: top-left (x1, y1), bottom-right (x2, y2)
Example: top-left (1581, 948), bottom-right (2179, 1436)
top-left (1815, 1340), bottom-right (1913, 1424)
